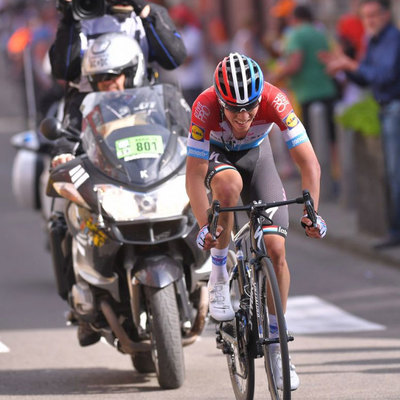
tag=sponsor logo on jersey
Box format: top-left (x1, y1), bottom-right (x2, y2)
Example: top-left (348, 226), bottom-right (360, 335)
top-left (194, 101), bottom-right (211, 123)
top-left (190, 123), bottom-right (205, 141)
top-left (286, 132), bottom-right (308, 149)
top-left (187, 146), bottom-right (208, 160)
top-left (272, 93), bottom-right (289, 113)
top-left (284, 111), bottom-right (299, 129)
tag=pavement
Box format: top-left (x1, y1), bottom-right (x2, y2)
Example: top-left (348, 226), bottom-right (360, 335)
top-left (283, 177), bottom-right (400, 268)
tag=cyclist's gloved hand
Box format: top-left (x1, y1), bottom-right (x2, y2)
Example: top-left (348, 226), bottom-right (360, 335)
top-left (128, 0), bottom-right (148, 15)
top-left (301, 214), bottom-right (327, 238)
top-left (56, 0), bottom-right (77, 23)
top-left (196, 224), bottom-right (223, 250)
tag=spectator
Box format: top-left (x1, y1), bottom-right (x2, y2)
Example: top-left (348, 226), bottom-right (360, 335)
top-left (167, 3), bottom-right (206, 106)
top-left (271, 5), bottom-right (338, 145)
top-left (333, 0), bottom-right (366, 108)
top-left (336, 0), bottom-right (365, 61)
top-left (320, 0), bottom-right (400, 248)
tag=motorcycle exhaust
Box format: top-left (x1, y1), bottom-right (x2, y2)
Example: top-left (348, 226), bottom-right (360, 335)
top-left (182, 285), bottom-right (208, 347)
top-left (99, 300), bottom-right (151, 353)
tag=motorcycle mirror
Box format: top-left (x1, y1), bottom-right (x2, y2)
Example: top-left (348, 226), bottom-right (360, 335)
top-left (39, 117), bottom-right (63, 141)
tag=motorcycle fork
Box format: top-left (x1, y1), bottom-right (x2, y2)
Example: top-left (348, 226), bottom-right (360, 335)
top-left (174, 277), bottom-right (193, 333)
top-left (124, 246), bottom-right (146, 339)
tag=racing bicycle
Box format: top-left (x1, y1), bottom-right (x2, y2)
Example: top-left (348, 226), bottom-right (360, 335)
top-left (209, 190), bottom-right (317, 400)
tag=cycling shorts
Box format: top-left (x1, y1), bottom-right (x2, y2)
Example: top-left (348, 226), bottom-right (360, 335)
top-left (205, 138), bottom-right (289, 238)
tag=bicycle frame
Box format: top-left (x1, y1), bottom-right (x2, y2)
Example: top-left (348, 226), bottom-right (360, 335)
top-left (211, 190), bottom-right (317, 400)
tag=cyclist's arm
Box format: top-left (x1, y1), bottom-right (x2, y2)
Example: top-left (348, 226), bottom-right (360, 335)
top-left (185, 156), bottom-right (210, 228)
top-left (289, 140), bottom-right (321, 212)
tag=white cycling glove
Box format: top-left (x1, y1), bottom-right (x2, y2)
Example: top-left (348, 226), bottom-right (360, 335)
top-left (301, 214), bottom-right (327, 238)
top-left (196, 224), bottom-right (210, 250)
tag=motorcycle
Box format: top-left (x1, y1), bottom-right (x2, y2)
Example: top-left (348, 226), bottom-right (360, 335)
top-left (11, 100), bottom-right (64, 222)
top-left (40, 83), bottom-right (211, 389)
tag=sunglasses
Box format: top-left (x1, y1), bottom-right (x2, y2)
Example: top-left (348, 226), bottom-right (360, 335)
top-left (90, 72), bottom-right (122, 83)
top-left (221, 99), bottom-right (260, 113)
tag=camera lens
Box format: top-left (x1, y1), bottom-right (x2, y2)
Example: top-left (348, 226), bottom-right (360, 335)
top-left (72, 0), bottom-right (106, 19)
top-left (80, 0), bottom-right (93, 12)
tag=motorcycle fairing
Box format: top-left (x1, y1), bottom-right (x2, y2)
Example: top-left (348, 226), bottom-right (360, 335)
top-left (81, 84), bottom-right (189, 188)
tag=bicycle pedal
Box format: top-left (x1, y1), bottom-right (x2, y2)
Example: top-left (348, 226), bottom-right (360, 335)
top-left (260, 337), bottom-right (280, 345)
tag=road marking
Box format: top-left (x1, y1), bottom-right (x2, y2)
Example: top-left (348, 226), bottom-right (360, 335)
top-left (286, 295), bottom-right (385, 334)
top-left (0, 341), bottom-right (10, 353)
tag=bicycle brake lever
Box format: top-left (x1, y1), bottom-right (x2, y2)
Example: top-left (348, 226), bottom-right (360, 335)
top-left (208, 200), bottom-right (220, 240)
top-left (302, 190), bottom-right (318, 228)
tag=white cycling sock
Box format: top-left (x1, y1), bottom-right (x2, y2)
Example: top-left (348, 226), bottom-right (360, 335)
top-left (209, 247), bottom-right (229, 285)
top-left (269, 314), bottom-right (278, 338)
top-left (269, 314), bottom-right (279, 350)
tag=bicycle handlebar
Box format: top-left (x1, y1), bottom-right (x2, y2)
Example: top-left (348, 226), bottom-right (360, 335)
top-left (207, 189), bottom-right (317, 239)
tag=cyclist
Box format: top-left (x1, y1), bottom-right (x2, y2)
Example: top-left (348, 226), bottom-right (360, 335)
top-left (185, 52), bottom-right (327, 391)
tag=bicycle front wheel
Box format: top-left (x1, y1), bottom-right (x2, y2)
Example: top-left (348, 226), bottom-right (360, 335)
top-left (224, 318), bottom-right (255, 400)
top-left (259, 256), bottom-right (291, 400)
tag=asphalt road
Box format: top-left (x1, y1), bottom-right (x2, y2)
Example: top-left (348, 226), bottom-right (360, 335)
top-left (1, 64), bottom-right (400, 400)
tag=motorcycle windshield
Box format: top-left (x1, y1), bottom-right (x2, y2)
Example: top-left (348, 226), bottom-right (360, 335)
top-left (80, 84), bottom-right (190, 188)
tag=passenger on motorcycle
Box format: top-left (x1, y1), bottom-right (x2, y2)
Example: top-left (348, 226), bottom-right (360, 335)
top-left (50, 0), bottom-right (186, 133)
top-left (51, 32), bottom-right (146, 167)
top-left (185, 53), bottom-right (327, 391)
top-left (50, 32), bottom-right (148, 347)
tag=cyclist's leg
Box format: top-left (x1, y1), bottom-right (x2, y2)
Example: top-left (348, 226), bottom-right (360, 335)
top-left (264, 234), bottom-right (289, 312)
top-left (238, 139), bottom-right (290, 309)
top-left (206, 147), bottom-right (242, 321)
top-left (206, 147), bottom-right (243, 249)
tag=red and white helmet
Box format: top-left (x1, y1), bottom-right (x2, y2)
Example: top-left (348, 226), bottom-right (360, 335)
top-left (213, 53), bottom-right (264, 111)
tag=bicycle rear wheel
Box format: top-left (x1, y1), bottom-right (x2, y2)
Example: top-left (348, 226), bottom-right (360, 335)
top-left (259, 256), bottom-right (291, 399)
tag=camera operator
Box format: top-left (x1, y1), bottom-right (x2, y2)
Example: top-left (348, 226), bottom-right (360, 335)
top-left (49, 0), bottom-right (186, 132)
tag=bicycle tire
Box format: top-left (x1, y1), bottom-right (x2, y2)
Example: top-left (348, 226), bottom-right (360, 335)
top-left (224, 256), bottom-right (255, 400)
top-left (225, 318), bottom-right (255, 400)
top-left (259, 256), bottom-right (291, 399)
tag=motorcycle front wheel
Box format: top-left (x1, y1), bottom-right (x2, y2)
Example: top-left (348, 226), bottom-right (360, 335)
top-left (131, 351), bottom-right (156, 373)
top-left (145, 284), bottom-right (185, 389)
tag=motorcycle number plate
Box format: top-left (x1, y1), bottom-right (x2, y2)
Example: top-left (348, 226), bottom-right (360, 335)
top-left (115, 135), bottom-right (163, 161)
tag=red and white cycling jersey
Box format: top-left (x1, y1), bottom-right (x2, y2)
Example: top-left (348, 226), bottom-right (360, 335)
top-left (187, 82), bottom-right (309, 160)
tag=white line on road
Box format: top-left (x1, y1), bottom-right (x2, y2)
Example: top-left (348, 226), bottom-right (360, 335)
top-left (286, 295), bottom-right (385, 334)
top-left (0, 341), bottom-right (10, 353)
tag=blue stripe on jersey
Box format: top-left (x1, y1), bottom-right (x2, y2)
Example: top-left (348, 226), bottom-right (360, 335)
top-left (210, 135), bottom-right (267, 151)
top-left (286, 132), bottom-right (309, 149)
top-left (187, 146), bottom-right (209, 159)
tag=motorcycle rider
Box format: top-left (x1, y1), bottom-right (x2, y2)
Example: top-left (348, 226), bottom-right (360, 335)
top-left (50, 32), bottom-right (148, 346)
top-left (50, 0), bottom-right (186, 132)
top-left (185, 53), bottom-right (327, 390)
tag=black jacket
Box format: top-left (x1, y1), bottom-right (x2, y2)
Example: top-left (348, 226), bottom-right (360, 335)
top-left (50, 4), bottom-right (187, 82)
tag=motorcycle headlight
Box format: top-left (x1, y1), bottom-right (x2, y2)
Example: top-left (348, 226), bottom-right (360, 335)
top-left (95, 175), bottom-right (189, 221)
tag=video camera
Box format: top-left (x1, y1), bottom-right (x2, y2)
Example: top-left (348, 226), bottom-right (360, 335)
top-left (57, 0), bottom-right (136, 20)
